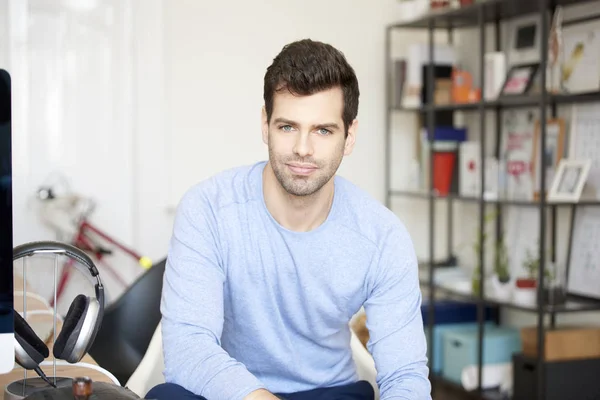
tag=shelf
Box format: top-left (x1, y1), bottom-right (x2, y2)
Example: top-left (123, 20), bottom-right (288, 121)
top-left (389, 189), bottom-right (600, 207)
top-left (418, 265), bottom-right (600, 313)
top-left (430, 374), bottom-right (505, 400)
top-left (391, 0), bottom-right (596, 29)
top-left (391, 90), bottom-right (600, 113)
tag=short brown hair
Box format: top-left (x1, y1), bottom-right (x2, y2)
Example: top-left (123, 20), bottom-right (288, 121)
top-left (263, 39), bottom-right (359, 136)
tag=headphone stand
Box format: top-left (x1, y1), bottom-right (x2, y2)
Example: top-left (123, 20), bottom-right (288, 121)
top-left (4, 377), bottom-right (72, 400)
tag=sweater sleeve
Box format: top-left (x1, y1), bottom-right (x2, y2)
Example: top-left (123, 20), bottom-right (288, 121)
top-left (160, 187), bottom-right (266, 400)
top-left (363, 222), bottom-right (432, 400)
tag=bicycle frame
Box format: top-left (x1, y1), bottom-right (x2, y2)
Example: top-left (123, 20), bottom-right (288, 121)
top-left (51, 218), bottom-right (152, 307)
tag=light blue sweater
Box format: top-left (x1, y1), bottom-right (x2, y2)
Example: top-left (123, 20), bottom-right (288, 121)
top-left (160, 161), bottom-right (431, 400)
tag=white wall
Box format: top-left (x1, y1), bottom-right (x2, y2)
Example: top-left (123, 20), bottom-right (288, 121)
top-left (2, 0), bottom-right (169, 310)
top-left (164, 0), bottom-right (414, 208)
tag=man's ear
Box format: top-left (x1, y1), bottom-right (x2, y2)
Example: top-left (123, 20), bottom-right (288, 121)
top-left (344, 119), bottom-right (358, 156)
top-left (261, 106), bottom-right (269, 145)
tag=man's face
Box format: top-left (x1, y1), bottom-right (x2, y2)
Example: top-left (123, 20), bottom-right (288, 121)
top-left (262, 86), bottom-right (357, 197)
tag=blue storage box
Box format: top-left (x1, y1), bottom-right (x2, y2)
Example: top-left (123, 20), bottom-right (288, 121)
top-left (442, 325), bottom-right (522, 384)
top-left (425, 321), bottom-right (495, 375)
top-left (421, 300), bottom-right (496, 325)
top-left (426, 126), bottom-right (467, 142)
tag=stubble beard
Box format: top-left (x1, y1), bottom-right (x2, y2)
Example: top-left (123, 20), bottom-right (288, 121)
top-left (268, 136), bottom-right (344, 198)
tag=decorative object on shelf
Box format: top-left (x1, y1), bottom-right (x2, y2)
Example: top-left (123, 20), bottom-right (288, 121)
top-left (484, 52), bottom-right (506, 100)
top-left (430, 0), bottom-right (450, 10)
top-left (459, 142), bottom-right (480, 197)
top-left (506, 14), bottom-right (543, 67)
top-left (500, 63), bottom-right (539, 96)
top-left (515, 247), bottom-right (536, 303)
top-left (390, 59), bottom-right (407, 109)
top-left (568, 103), bottom-right (600, 199)
top-left (470, 210), bottom-right (498, 296)
top-left (544, 261), bottom-right (567, 306)
top-left (395, 0), bottom-right (431, 24)
top-left (547, 159), bottom-right (591, 203)
top-left (502, 110), bottom-right (536, 201)
top-left (532, 117), bottom-right (566, 200)
top-left (547, 6), bottom-right (563, 93)
top-left (492, 237), bottom-right (512, 302)
top-left (403, 43), bottom-right (456, 108)
top-left (560, 21), bottom-right (600, 94)
top-left (567, 206), bottom-right (600, 301)
top-left (513, 241), bottom-right (565, 305)
top-left (513, 245), bottom-right (543, 306)
top-left (451, 68), bottom-right (481, 104)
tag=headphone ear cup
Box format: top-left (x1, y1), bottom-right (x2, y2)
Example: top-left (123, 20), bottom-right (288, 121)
top-left (14, 311), bottom-right (49, 369)
top-left (53, 294), bottom-right (90, 362)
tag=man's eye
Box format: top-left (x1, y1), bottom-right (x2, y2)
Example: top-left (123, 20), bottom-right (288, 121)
top-left (317, 128), bottom-right (331, 135)
top-left (280, 125), bottom-right (293, 132)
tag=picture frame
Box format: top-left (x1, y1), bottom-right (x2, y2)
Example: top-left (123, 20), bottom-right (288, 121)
top-left (566, 206), bottom-right (600, 301)
top-left (506, 14), bottom-right (543, 66)
top-left (499, 63), bottom-right (539, 96)
top-left (531, 118), bottom-right (566, 200)
top-left (559, 21), bottom-right (600, 94)
top-left (548, 159), bottom-right (591, 203)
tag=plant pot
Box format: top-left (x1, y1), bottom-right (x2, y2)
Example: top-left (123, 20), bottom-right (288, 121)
top-left (514, 277), bottom-right (537, 305)
top-left (515, 278), bottom-right (536, 289)
top-left (471, 275), bottom-right (481, 296)
top-left (544, 285), bottom-right (567, 306)
top-left (491, 275), bottom-right (512, 301)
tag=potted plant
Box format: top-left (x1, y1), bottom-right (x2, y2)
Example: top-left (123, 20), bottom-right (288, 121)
top-left (517, 246), bottom-right (540, 289)
top-left (515, 243), bottom-right (565, 305)
top-left (543, 261), bottom-right (567, 306)
top-left (491, 237), bottom-right (512, 301)
top-left (470, 210), bottom-right (498, 297)
top-left (513, 248), bottom-right (538, 305)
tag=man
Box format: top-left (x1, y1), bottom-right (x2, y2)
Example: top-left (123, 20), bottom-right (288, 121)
top-left (146, 39), bottom-right (431, 400)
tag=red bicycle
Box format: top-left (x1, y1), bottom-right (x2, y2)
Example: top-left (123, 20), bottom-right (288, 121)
top-left (33, 183), bottom-right (153, 309)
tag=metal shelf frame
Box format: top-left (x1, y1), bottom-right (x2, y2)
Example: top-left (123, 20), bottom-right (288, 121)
top-left (384, 0), bottom-right (600, 398)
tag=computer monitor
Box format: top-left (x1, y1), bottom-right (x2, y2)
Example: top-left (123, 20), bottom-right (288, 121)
top-left (0, 68), bottom-right (14, 373)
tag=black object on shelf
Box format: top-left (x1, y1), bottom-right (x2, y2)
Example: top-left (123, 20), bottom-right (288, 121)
top-left (512, 353), bottom-right (600, 400)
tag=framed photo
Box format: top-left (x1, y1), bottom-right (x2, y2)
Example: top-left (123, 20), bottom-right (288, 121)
top-left (548, 159), bottom-right (591, 202)
top-left (566, 206), bottom-right (600, 301)
top-left (531, 118), bottom-right (566, 200)
top-left (506, 14), bottom-right (543, 66)
top-left (500, 63), bottom-right (539, 96)
top-left (560, 21), bottom-right (600, 94)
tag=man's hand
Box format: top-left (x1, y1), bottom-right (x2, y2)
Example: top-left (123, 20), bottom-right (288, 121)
top-left (244, 389), bottom-right (282, 400)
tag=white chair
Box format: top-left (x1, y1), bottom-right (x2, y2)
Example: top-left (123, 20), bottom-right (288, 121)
top-left (126, 322), bottom-right (379, 399)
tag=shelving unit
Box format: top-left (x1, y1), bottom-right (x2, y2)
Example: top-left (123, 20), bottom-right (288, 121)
top-left (385, 0), bottom-right (600, 399)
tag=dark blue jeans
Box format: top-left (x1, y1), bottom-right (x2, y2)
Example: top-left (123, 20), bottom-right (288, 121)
top-left (145, 380), bottom-right (374, 400)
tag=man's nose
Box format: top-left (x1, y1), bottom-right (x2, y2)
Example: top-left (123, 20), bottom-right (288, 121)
top-left (293, 132), bottom-right (313, 157)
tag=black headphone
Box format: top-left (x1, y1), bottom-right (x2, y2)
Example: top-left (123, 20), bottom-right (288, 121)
top-left (12, 241), bottom-right (105, 372)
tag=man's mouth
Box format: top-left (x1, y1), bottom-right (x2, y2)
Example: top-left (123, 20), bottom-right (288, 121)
top-left (287, 163), bottom-right (317, 176)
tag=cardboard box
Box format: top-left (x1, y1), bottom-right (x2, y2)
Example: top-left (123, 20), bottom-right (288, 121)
top-left (521, 326), bottom-right (600, 361)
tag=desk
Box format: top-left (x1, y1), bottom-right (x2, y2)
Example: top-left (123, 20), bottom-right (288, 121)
top-left (0, 306), bottom-right (114, 399)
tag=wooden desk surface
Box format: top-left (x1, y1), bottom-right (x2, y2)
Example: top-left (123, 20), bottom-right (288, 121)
top-left (1, 298), bottom-right (114, 399)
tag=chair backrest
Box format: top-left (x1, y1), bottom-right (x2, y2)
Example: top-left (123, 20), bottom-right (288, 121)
top-left (125, 322), bottom-right (165, 397)
top-left (88, 258), bottom-right (166, 385)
